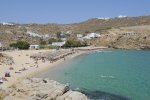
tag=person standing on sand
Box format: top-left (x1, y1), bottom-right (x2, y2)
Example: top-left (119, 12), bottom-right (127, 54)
top-left (5, 70), bottom-right (10, 77)
top-left (36, 63), bottom-right (38, 68)
top-left (9, 63), bottom-right (14, 70)
top-left (36, 60), bottom-right (38, 68)
top-left (64, 57), bottom-right (66, 61)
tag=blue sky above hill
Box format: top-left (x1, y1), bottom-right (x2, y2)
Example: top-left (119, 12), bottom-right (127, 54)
top-left (0, 0), bottom-right (150, 24)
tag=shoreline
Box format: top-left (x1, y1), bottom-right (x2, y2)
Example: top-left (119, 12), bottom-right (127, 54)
top-left (28, 50), bottom-right (88, 78)
top-left (0, 49), bottom-right (88, 89)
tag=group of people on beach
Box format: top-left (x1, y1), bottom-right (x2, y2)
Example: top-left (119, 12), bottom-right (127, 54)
top-left (30, 50), bottom-right (75, 64)
top-left (0, 50), bottom-right (76, 86)
top-left (0, 63), bottom-right (39, 85)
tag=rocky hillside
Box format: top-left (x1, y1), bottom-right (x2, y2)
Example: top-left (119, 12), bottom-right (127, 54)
top-left (23, 15), bottom-right (150, 34)
top-left (89, 25), bottom-right (150, 49)
top-left (0, 15), bottom-right (150, 49)
top-left (71, 15), bottom-right (150, 33)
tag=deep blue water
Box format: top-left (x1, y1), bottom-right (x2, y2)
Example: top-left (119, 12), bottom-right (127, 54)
top-left (37, 50), bottom-right (150, 100)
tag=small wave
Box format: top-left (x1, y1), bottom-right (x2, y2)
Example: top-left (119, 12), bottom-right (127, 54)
top-left (101, 75), bottom-right (107, 78)
top-left (94, 50), bottom-right (113, 53)
top-left (102, 51), bottom-right (113, 53)
top-left (100, 75), bottom-right (115, 79)
top-left (95, 50), bottom-right (102, 53)
top-left (74, 87), bottom-right (81, 91)
top-left (109, 76), bottom-right (115, 78)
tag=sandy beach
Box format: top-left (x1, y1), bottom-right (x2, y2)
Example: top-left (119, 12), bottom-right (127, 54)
top-left (0, 49), bottom-right (86, 89)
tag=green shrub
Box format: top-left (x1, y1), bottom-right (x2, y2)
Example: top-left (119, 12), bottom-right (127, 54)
top-left (40, 39), bottom-right (47, 45)
top-left (39, 45), bottom-right (46, 49)
top-left (9, 43), bottom-right (17, 48)
top-left (9, 41), bottom-right (30, 50)
top-left (62, 39), bottom-right (88, 48)
top-left (39, 45), bottom-right (56, 49)
top-left (48, 38), bottom-right (62, 44)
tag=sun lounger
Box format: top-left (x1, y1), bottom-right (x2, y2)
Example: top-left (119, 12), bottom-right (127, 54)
top-left (0, 79), bottom-right (3, 84)
top-left (15, 71), bottom-right (21, 73)
top-left (19, 67), bottom-right (28, 71)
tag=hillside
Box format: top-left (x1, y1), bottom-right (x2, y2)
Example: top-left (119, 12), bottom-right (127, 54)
top-left (0, 15), bottom-right (150, 49)
top-left (27, 15), bottom-right (150, 34)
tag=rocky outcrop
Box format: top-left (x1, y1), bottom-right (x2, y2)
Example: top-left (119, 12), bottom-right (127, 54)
top-left (4, 78), bottom-right (88, 100)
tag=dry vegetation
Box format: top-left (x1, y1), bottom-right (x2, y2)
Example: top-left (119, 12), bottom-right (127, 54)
top-left (0, 15), bottom-right (150, 48)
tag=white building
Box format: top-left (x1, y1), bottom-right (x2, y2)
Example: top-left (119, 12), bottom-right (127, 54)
top-left (1, 22), bottom-right (14, 26)
top-left (42, 34), bottom-right (50, 40)
top-left (27, 31), bottom-right (41, 37)
top-left (66, 31), bottom-right (72, 35)
top-left (83, 33), bottom-right (101, 39)
top-left (29, 45), bottom-right (39, 50)
top-left (0, 42), bottom-right (2, 47)
top-left (118, 15), bottom-right (127, 18)
top-left (43, 34), bottom-right (50, 38)
top-left (61, 38), bottom-right (67, 41)
top-left (52, 41), bottom-right (65, 47)
top-left (83, 35), bottom-right (91, 39)
top-left (77, 34), bottom-right (83, 38)
top-left (98, 17), bottom-right (110, 20)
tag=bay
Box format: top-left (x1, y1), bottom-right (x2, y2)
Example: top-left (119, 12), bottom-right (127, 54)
top-left (37, 50), bottom-right (150, 100)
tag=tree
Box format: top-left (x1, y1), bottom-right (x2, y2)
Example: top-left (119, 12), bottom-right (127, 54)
top-left (48, 38), bottom-right (63, 44)
top-left (16, 41), bottom-right (30, 49)
top-left (56, 32), bottom-right (62, 38)
top-left (62, 39), bottom-right (88, 48)
top-left (9, 43), bottom-right (17, 48)
top-left (48, 38), bottom-right (57, 44)
top-left (40, 39), bottom-right (47, 45)
top-left (10, 41), bottom-right (30, 50)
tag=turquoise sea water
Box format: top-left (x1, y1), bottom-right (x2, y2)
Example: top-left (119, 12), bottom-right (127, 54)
top-left (37, 50), bottom-right (150, 100)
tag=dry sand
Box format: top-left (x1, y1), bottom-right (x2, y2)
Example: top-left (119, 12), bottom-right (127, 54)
top-left (0, 49), bottom-right (85, 89)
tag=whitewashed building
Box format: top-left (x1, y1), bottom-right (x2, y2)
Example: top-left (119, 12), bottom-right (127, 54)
top-left (77, 34), bottom-right (83, 38)
top-left (98, 17), bottom-right (110, 20)
top-left (27, 31), bottom-right (41, 37)
top-left (83, 33), bottom-right (101, 39)
top-left (42, 34), bottom-right (50, 40)
top-left (1, 22), bottom-right (14, 26)
top-left (29, 45), bottom-right (39, 50)
top-left (52, 41), bottom-right (65, 47)
top-left (118, 15), bottom-right (127, 18)
top-left (0, 42), bottom-right (2, 47)
top-left (43, 34), bottom-right (50, 38)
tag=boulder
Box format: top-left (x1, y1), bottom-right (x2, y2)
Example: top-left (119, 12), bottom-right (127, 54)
top-left (4, 78), bottom-right (88, 100)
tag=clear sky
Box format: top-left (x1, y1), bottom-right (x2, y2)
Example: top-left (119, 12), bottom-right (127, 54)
top-left (0, 0), bottom-right (150, 24)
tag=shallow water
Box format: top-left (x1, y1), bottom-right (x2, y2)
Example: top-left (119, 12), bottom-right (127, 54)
top-left (37, 50), bottom-right (150, 100)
